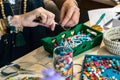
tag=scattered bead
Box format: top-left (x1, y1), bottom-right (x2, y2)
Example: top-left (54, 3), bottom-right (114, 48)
top-left (54, 49), bottom-right (73, 80)
top-left (53, 31), bottom-right (92, 49)
top-left (81, 55), bottom-right (120, 80)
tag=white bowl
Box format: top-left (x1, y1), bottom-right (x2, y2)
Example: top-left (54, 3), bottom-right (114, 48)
top-left (103, 27), bottom-right (120, 55)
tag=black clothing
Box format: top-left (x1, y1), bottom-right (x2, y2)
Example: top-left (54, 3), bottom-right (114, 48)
top-left (0, 0), bottom-right (89, 67)
top-left (0, 0), bottom-right (54, 67)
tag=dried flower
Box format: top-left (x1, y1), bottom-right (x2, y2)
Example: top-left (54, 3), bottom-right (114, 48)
top-left (41, 68), bottom-right (65, 80)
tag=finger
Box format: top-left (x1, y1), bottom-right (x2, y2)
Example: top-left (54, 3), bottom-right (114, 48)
top-left (39, 13), bottom-right (47, 24)
top-left (50, 20), bottom-right (56, 31)
top-left (60, 7), bottom-right (66, 24)
top-left (38, 21), bottom-right (55, 31)
top-left (65, 9), bottom-right (80, 27)
top-left (46, 13), bottom-right (55, 26)
top-left (61, 6), bottom-right (76, 27)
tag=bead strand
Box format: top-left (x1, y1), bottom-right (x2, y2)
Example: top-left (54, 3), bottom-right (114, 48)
top-left (0, 19), bottom-right (6, 35)
top-left (23, 0), bottom-right (27, 14)
top-left (0, 0), bottom-right (27, 19)
top-left (0, 0), bottom-right (6, 19)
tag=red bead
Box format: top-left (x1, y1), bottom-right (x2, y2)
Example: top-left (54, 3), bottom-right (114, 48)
top-left (54, 43), bottom-right (57, 47)
top-left (65, 57), bottom-right (70, 64)
top-left (94, 61), bottom-right (100, 67)
top-left (67, 52), bottom-right (72, 57)
top-left (118, 66), bottom-right (120, 71)
top-left (66, 78), bottom-right (70, 80)
top-left (76, 35), bottom-right (79, 38)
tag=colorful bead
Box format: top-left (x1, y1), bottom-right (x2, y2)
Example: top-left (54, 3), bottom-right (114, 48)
top-left (84, 71), bottom-right (90, 77)
top-left (87, 67), bottom-right (91, 72)
top-left (82, 55), bottom-right (120, 80)
top-left (54, 49), bottom-right (73, 80)
top-left (54, 31), bottom-right (92, 48)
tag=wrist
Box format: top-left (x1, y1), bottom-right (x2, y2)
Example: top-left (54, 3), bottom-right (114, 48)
top-left (10, 15), bottom-right (23, 28)
top-left (7, 15), bottom-right (23, 33)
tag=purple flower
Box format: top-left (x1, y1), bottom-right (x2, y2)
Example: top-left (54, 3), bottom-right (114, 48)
top-left (41, 68), bottom-right (65, 80)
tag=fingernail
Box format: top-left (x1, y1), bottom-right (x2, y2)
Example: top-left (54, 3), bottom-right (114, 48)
top-left (51, 26), bottom-right (55, 31)
top-left (61, 24), bottom-right (64, 27)
top-left (49, 24), bottom-right (55, 31)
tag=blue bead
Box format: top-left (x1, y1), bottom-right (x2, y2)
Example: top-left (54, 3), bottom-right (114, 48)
top-left (91, 56), bottom-right (94, 59)
top-left (60, 51), bottom-right (65, 56)
top-left (63, 60), bottom-right (67, 64)
top-left (99, 65), bottom-right (104, 69)
top-left (87, 33), bottom-right (91, 37)
top-left (112, 63), bottom-right (115, 67)
top-left (112, 58), bottom-right (116, 62)
top-left (60, 68), bottom-right (66, 72)
top-left (77, 32), bottom-right (81, 35)
top-left (115, 60), bottom-right (119, 66)
top-left (87, 67), bottom-right (91, 72)
top-left (87, 58), bottom-right (91, 62)
top-left (93, 56), bottom-right (98, 61)
top-left (65, 64), bottom-right (70, 69)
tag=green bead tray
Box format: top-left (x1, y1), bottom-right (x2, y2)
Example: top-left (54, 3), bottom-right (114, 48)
top-left (41, 24), bottom-right (103, 57)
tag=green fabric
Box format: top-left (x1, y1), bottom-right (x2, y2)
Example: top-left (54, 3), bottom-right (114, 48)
top-left (15, 32), bottom-right (26, 47)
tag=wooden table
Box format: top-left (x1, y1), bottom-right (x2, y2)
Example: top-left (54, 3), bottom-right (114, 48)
top-left (0, 5), bottom-right (120, 80)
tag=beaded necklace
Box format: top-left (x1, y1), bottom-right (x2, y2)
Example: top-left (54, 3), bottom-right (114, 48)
top-left (0, 0), bottom-right (27, 19)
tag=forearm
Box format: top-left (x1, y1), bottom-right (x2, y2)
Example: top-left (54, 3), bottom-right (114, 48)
top-left (52, 0), bottom-right (65, 9)
top-left (52, 0), bottom-right (80, 9)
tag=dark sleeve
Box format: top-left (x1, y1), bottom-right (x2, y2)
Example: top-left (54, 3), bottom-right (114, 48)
top-left (52, 0), bottom-right (81, 9)
top-left (26, 0), bottom-right (44, 12)
top-left (33, 0), bottom-right (44, 8)
top-left (52, 0), bottom-right (65, 9)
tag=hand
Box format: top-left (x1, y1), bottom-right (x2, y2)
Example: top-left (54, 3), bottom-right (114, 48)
top-left (11, 7), bottom-right (56, 31)
top-left (60, 0), bottom-right (80, 27)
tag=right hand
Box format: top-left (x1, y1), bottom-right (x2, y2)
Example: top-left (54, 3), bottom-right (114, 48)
top-left (59, 0), bottom-right (80, 27)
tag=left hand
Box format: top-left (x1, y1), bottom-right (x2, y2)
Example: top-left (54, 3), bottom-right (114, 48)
top-left (10, 7), bottom-right (56, 31)
top-left (60, 0), bottom-right (80, 27)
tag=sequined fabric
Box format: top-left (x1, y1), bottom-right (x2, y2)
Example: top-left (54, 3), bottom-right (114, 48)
top-left (3, 0), bottom-right (22, 15)
top-left (9, 0), bottom-right (22, 15)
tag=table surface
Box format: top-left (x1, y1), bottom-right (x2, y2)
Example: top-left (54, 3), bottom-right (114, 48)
top-left (0, 5), bottom-right (120, 80)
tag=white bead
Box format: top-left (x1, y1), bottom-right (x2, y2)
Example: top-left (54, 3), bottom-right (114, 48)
top-left (101, 69), bottom-right (104, 72)
top-left (94, 72), bottom-right (99, 78)
top-left (89, 72), bottom-right (92, 74)
top-left (8, 0), bottom-right (15, 5)
top-left (112, 76), bottom-right (115, 79)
